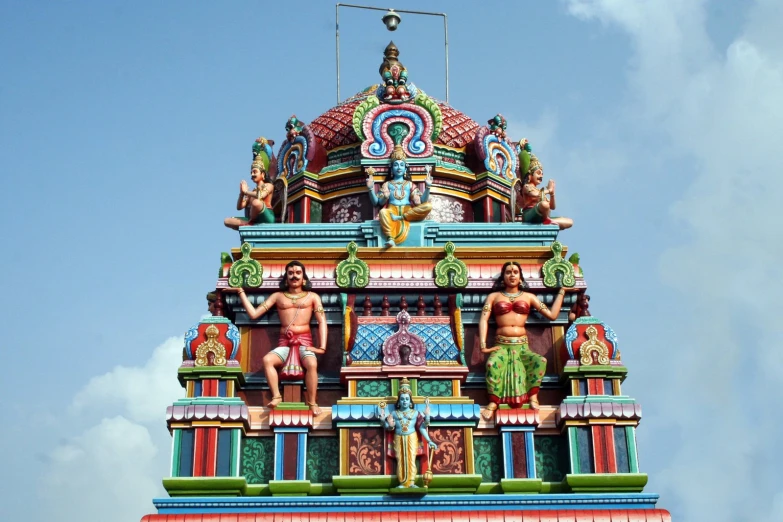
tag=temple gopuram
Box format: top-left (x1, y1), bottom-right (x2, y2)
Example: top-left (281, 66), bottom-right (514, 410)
top-left (141, 24), bottom-right (671, 522)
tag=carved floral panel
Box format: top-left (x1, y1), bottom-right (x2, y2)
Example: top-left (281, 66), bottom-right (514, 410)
top-left (241, 437), bottom-right (274, 484)
top-left (348, 428), bottom-right (383, 475)
top-left (429, 428), bottom-right (465, 474)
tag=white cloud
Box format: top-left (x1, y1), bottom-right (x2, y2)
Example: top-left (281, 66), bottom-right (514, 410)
top-left (41, 416), bottom-right (163, 522)
top-left (40, 336), bottom-right (184, 522)
top-left (71, 336), bottom-right (185, 423)
top-left (566, 1), bottom-right (783, 521)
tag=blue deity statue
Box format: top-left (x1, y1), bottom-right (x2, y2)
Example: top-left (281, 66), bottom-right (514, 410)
top-left (366, 145), bottom-right (433, 248)
top-left (378, 379), bottom-right (438, 488)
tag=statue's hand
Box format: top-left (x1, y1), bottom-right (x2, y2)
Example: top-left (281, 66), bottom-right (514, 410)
top-left (309, 346), bottom-right (326, 355)
top-left (366, 167), bottom-right (376, 190)
top-left (547, 179), bottom-right (555, 194)
top-left (386, 415), bottom-right (395, 429)
top-left (424, 165), bottom-right (433, 187)
top-left (428, 441), bottom-right (438, 450)
top-left (240, 180), bottom-right (249, 194)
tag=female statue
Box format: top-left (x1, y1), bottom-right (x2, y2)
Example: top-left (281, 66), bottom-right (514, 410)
top-left (366, 145), bottom-right (433, 248)
top-left (378, 379), bottom-right (438, 488)
top-left (478, 261), bottom-right (566, 419)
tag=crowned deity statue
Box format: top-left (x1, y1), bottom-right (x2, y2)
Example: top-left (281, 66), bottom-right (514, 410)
top-left (224, 157), bottom-right (275, 228)
top-left (366, 145), bottom-right (433, 248)
top-left (378, 379), bottom-right (438, 488)
top-left (519, 154), bottom-right (573, 230)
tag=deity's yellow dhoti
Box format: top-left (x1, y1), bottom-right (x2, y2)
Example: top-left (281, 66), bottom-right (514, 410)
top-left (393, 432), bottom-right (419, 487)
top-left (379, 203), bottom-right (432, 245)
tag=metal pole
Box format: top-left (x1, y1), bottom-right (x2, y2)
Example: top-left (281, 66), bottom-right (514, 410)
top-left (443, 13), bottom-right (449, 104)
top-left (336, 4), bottom-right (341, 105)
top-left (335, 3), bottom-right (449, 104)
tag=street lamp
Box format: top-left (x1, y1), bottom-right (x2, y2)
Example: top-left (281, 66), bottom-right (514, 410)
top-left (335, 3), bottom-right (449, 104)
top-left (382, 9), bottom-right (401, 31)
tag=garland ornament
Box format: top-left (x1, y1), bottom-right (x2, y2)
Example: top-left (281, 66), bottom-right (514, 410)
top-left (228, 242), bottom-right (264, 288)
top-left (336, 241), bottom-right (370, 288)
top-left (542, 241), bottom-right (576, 288)
top-left (434, 241), bottom-right (468, 289)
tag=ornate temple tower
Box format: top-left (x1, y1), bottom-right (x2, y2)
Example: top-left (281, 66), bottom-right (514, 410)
top-left (141, 25), bottom-right (671, 522)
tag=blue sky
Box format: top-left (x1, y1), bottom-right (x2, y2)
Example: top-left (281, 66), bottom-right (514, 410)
top-left (2, 1), bottom-right (782, 521)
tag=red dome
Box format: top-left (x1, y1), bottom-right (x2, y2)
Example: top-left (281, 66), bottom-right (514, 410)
top-left (309, 87), bottom-right (480, 151)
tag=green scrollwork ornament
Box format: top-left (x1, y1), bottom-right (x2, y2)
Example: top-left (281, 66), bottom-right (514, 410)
top-left (335, 241), bottom-right (369, 288)
top-left (434, 241), bottom-right (468, 288)
top-left (352, 95), bottom-right (380, 141)
top-left (542, 241), bottom-right (576, 288)
top-left (228, 242), bottom-right (264, 288)
top-left (414, 91), bottom-right (442, 141)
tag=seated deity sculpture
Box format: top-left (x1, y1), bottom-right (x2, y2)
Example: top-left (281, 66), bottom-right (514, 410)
top-left (520, 153), bottom-right (573, 230)
top-left (224, 158), bottom-right (275, 229)
top-left (366, 145), bottom-right (433, 248)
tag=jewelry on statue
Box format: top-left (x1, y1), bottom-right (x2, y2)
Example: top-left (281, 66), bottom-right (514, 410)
top-left (482, 304), bottom-right (491, 312)
top-left (315, 306), bottom-right (324, 313)
top-left (390, 180), bottom-right (407, 200)
top-left (284, 291), bottom-right (309, 303)
top-left (260, 302), bottom-right (269, 312)
top-left (539, 304), bottom-right (549, 312)
top-left (501, 290), bottom-right (524, 302)
top-left (397, 408), bottom-right (417, 431)
top-left (558, 289), bottom-right (566, 296)
top-left (480, 341), bottom-right (487, 349)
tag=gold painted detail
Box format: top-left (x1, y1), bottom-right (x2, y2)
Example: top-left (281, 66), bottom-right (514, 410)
top-left (195, 324), bottom-right (227, 367)
top-left (579, 325), bottom-right (610, 366)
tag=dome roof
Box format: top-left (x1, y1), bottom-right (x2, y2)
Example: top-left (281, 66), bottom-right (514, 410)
top-left (309, 86), bottom-right (480, 151)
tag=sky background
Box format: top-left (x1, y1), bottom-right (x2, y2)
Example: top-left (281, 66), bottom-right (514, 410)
top-left (1, 0), bottom-right (782, 520)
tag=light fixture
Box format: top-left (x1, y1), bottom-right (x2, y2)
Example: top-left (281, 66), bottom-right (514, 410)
top-left (382, 9), bottom-right (401, 31)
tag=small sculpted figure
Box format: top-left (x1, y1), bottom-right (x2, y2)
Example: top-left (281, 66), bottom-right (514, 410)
top-left (224, 158), bottom-right (275, 228)
top-left (379, 380), bottom-right (438, 488)
top-left (206, 292), bottom-right (218, 316)
top-left (379, 41), bottom-right (411, 102)
top-left (367, 145), bottom-right (433, 248)
top-left (488, 114), bottom-right (508, 140)
top-left (520, 154), bottom-right (573, 230)
top-left (230, 261), bottom-right (327, 414)
top-left (569, 293), bottom-right (591, 322)
top-left (479, 262), bottom-right (567, 419)
top-left (285, 115), bottom-right (305, 142)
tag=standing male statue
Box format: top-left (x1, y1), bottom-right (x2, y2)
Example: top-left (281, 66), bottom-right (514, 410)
top-left (231, 261), bottom-right (327, 414)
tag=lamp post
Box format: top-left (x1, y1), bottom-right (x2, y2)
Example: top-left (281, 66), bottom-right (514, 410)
top-left (335, 3), bottom-right (449, 105)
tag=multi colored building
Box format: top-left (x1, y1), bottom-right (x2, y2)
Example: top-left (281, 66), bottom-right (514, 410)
top-left (141, 28), bottom-right (671, 522)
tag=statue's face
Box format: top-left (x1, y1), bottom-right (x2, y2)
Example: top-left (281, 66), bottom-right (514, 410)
top-left (503, 264), bottom-right (522, 289)
top-left (286, 264), bottom-right (305, 290)
top-left (250, 167), bottom-right (265, 184)
top-left (398, 393), bottom-right (412, 410)
top-left (530, 168), bottom-right (543, 186)
top-left (392, 160), bottom-right (407, 178)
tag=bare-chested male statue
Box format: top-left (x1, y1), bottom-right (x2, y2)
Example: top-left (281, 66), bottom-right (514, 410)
top-left (231, 261), bottom-right (327, 414)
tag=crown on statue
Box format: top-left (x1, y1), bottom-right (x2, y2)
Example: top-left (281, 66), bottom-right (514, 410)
top-left (251, 158), bottom-right (267, 172)
top-left (528, 153), bottom-right (543, 175)
top-left (390, 144), bottom-right (407, 162)
top-left (399, 377), bottom-right (412, 395)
